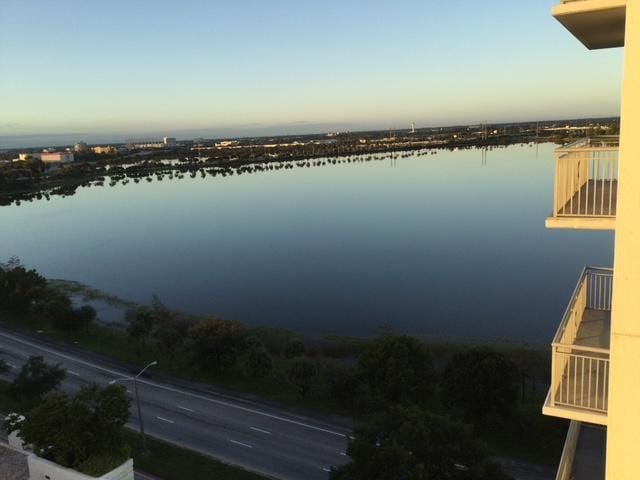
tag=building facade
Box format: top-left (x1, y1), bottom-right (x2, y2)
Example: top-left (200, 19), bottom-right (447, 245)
top-left (18, 152), bottom-right (74, 163)
top-left (543, 1), bottom-right (635, 479)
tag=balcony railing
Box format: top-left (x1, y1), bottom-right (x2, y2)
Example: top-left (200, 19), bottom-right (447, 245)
top-left (547, 267), bottom-right (612, 422)
top-left (547, 137), bottom-right (618, 230)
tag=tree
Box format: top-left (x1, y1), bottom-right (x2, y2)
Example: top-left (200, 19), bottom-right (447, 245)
top-left (356, 336), bottom-right (436, 410)
top-left (283, 338), bottom-right (305, 359)
top-left (0, 259), bottom-right (47, 314)
top-left (126, 309), bottom-right (154, 353)
top-left (153, 315), bottom-right (189, 360)
top-left (441, 348), bottom-right (519, 425)
top-left (243, 344), bottom-right (273, 379)
top-left (30, 288), bottom-right (74, 330)
top-left (186, 316), bottom-right (249, 371)
top-left (331, 406), bottom-right (510, 480)
top-left (0, 352), bottom-right (8, 375)
top-left (287, 358), bottom-right (317, 398)
top-left (9, 356), bottom-right (66, 402)
top-left (325, 364), bottom-right (359, 407)
top-left (71, 305), bottom-right (96, 332)
top-left (14, 384), bottom-right (130, 471)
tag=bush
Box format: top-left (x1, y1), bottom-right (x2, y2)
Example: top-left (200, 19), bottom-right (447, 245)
top-left (442, 347), bottom-right (519, 425)
top-left (30, 288), bottom-right (74, 330)
top-left (0, 259), bottom-right (47, 314)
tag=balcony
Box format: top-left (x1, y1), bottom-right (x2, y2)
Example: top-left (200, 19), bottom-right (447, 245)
top-left (552, 0), bottom-right (626, 49)
top-left (543, 267), bottom-right (612, 425)
top-left (555, 421), bottom-right (606, 480)
top-left (545, 137), bottom-right (618, 231)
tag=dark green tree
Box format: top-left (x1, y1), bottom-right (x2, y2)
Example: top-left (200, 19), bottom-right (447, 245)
top-left (71, 305), bottom-right (97, 332)
top-left (0, 352), bottom-right (8, 375)
top-left (331, 406), bottom-right (510, 480)
top-left (126, 310), bottom-right (155, 353)
top-left (325, 364), bottom-right (359, 407)
top-left (243, 344), bottom-right (273, 378)
top-left (186, 316), bottom-right (249, 371)
top-left (356, 336), bottom-right (436, 409)
top-left (14, 384), bottom-right (130, 471)
top-left (0, 259), bottom-right (47, 314)
top-left (441, 348), bottom-right (519, 425)
top-left (9, 356), bottom-right (66, 402)
top-left (283, 338), bottom-right (306, 359)
top-left (287, 358), bottom-right (317, 398)
top-left (30, 288), bottom-right (74, 330)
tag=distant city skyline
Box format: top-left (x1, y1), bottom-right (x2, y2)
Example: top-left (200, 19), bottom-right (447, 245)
top-left (0, 0), bottom-right (624, 144)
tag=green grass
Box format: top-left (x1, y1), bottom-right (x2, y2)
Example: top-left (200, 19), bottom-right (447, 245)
top-left (126, 430), bottom-right (269, 480)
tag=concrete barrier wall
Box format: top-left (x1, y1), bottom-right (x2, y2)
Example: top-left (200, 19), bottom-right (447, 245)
top-left (27, 455), bottom-right (134, 480)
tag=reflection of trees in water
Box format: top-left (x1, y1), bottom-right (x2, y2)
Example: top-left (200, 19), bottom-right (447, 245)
top-left (0, 142), bottom-right (525, 207)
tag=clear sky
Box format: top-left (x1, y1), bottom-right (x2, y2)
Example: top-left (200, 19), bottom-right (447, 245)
top-left (0, 0), bottom-right (624, 142)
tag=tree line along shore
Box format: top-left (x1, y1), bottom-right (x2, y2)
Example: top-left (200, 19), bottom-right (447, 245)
top-left (0, 259), bottom-right (567, 478)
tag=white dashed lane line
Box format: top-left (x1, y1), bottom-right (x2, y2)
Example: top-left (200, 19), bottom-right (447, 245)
top-left (229, 439), bottom-right (252, 449)
top-left (177, 405), bottom-right (195, 413)
top-left (250, 426), bottom-right (271, 435)
top-left (68, 370), bottom-right (80, 376)
top-left (156, 416), bottom-right (175, 424)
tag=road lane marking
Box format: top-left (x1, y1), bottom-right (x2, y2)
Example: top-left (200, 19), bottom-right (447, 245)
top-left (126, 389), bottom-right (132, 394)
top-left (7, 363), bottom-right (16, 368)
top-left (68, 370), bottom-right (80, 377)
top-left (250, 427), bottom-right (271, 435)
top-left (320, 467), bottom-right (331, 472)
top-left (0, 330), bottom-right (349, 438)
top-left (229, 439), bottom-right (252, 449)
top-left (156, 416), bottom-right (175, 424)
top-left (177, 405), bottom-right (195, 413)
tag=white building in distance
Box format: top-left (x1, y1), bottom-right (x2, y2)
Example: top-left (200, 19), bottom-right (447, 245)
top-left (18, 152), bottom-right (74, 163)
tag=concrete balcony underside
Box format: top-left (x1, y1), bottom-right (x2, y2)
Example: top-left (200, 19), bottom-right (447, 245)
top-left (555, 421), bottom-right (606, 480)
top-left (552, 0), bottom-right (626, 49)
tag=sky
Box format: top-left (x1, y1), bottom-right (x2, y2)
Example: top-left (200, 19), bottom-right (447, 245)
top-left (0, 0), bottom-right (624, 144)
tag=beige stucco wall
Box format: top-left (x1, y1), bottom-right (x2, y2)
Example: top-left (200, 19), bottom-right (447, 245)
top-left (27, 455), bottom-right (134, 480)
top-left (606, 1), bottom-right (640, 479)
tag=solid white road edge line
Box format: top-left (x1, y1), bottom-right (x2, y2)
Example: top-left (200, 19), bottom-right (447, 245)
top-left (0, 330), bottom-right (348, 438)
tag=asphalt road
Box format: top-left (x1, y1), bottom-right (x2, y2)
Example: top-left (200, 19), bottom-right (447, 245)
top-left (0, 328), bottom-right (349, 480)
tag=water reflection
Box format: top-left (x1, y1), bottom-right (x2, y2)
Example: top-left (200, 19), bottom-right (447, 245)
top-left (0, 144), bottom-right (613, 342)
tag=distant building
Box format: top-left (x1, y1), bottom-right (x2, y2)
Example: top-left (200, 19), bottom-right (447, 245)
top-left (215, 140), bottom-right (239, 148)
top-left (74, 142), bottom-right (88, 153)
top-left (127, 137), bottom-right (176, 149)
top-left (18, 152), bottom-right (74, 163)
top-left (92, 146), bottom-right (117, 154)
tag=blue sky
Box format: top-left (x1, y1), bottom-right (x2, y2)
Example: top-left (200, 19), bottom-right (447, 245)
top-left (0, 0), bottom-right (624, 141)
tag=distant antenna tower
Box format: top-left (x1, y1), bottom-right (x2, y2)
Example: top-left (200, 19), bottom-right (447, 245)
top-left (411, 122), bottom-right (416, 134)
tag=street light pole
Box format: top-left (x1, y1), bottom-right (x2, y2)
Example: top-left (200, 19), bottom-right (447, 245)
top-left (109, 360), bottom-right (157, 454)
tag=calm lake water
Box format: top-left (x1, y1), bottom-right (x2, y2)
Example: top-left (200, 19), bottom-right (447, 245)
top-left (0, 144), bottom-right (614, 342)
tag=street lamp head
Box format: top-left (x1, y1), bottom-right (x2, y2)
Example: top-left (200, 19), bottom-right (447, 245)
top-left (149, 361), bottom-right (158, 366)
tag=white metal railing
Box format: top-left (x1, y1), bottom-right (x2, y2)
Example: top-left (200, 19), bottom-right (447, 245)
top-left (550, 267), bottom-right (612, 414)
top-left (552, 137), bottom-right (619, 218)
top-left (555, 420), bottom-right (581, 480)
